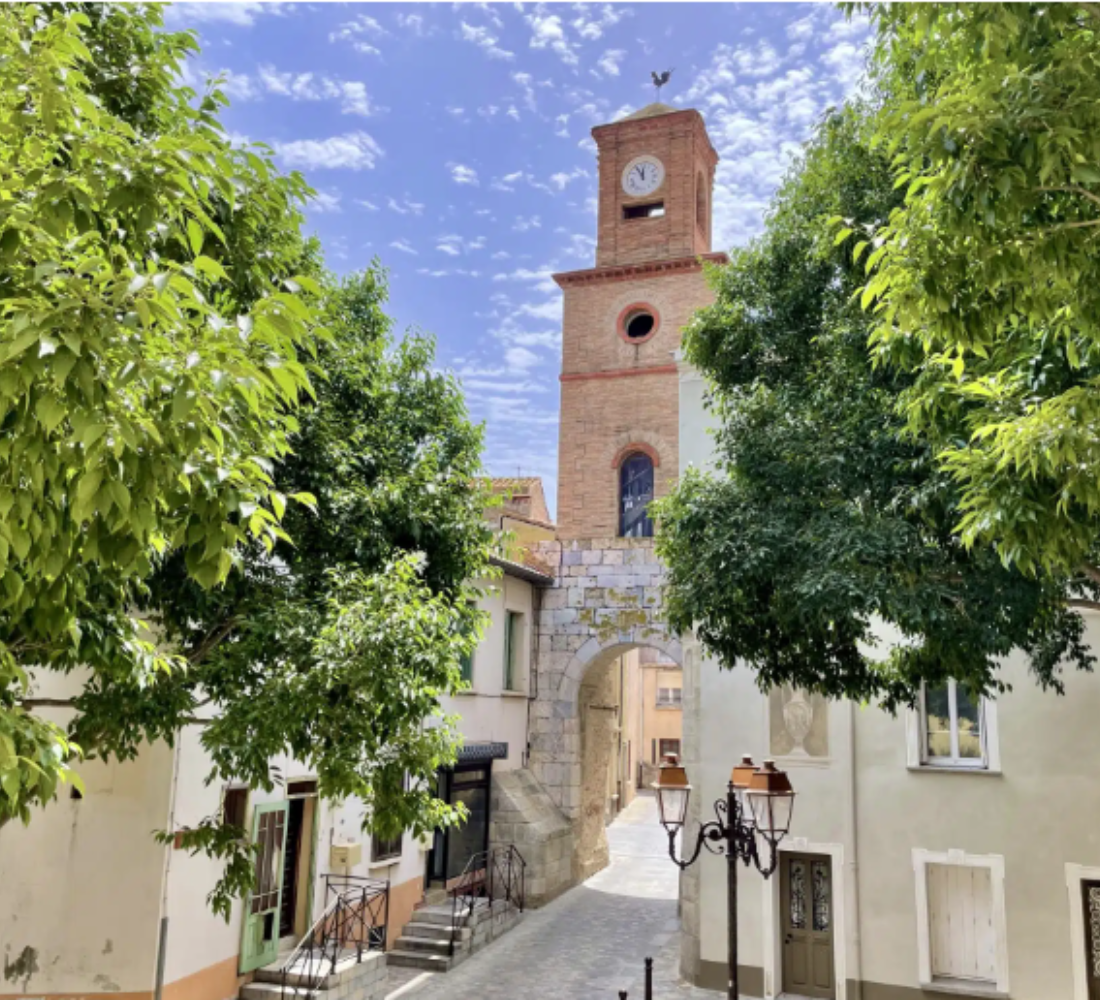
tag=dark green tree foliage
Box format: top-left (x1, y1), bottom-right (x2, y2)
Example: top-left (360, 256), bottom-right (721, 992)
top-left (655, 107), bottom-right (1095, 711)
top-left (853, 4), bottom-right (1100, 576)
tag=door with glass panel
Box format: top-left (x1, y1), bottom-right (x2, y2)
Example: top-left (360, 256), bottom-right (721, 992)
top-left (781, 852), bottom-right (835, 999)
top-left (240, 802), bottom-right (289, 973)
top-left (1083, 880), bottom-right (1100, 1000)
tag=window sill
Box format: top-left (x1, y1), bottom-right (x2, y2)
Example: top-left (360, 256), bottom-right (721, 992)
top-left (654, 704), bottom-right (682, 711)
top-left (368, 857), bottom-right (401, 870)
top-left (453, 689), bottom-right (480, 697)
top-left (500, 690), bottom-right (528, 699)
top-left (907, 765), bottom-right (1002, 777)
top-left (920, 979), bottom-right (1008, 998)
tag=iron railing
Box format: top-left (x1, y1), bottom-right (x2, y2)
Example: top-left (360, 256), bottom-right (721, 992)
top-left (280, 874), bottom-right (389, 995)
top-left (447, 845), bottom-right (527, 956)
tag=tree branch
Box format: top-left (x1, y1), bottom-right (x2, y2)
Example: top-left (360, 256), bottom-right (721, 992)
top-left (1038, 185), bottom-right (1100, 208)
top-left (187, 617), bottom-right (240, 666)
top-left (20, 698), bottom-right (76, 709)
top-left (1077, 564), bottom-right (1100, 586)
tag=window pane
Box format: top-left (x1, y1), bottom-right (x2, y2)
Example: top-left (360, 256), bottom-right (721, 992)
top-left (955, 685), bottom-right (982, 759)
top-left (619, 454), bottom-right (654, 538)
top-left (925, 684), bottom-right (952, 758)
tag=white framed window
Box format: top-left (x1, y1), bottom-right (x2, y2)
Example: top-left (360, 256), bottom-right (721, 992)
top-left (906, 681), bottom-right (1000, 773)
top-left (503, 610), bottom-right (525, 692)
top-left (656, 686), bottom-right (682, 707)
top-left (913, 849), bottom-right (1009, 995)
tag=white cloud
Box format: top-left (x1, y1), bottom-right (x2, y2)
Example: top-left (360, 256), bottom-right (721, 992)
top-left (512, 72), bottom-right (537, 111)
top-left (389, 239), bottom-right (418, 255)
top-left (571, 3), bottom-right (628, 41)
top-left (513, 215), bottom-right (542, 232)
top-left (518, 298), bottom-right (562, 321)
top-left (821, 40), bottom-right (868, 92)
top-left (449, 163), bottom-right (479, 186)
top-left (507, 105), bottom-right (521, 121)
top-left (396, 12), bottom-right (428, 35)
top-left (273, 131), bottom-right (382, 171)
top-left (505, 346), bottom-right (540, 372)
top-left (459, 21), bottom-right (515, 61)
top-left (257, 66), bottom-right (375, 116)
top-left (164, 2), bottom-right (288, 27)
top-left (595, 48), bottom-right (625, 77)
top-left (330, 14), bottom-right (387, 54)
top-left (387, 197), bottom-right (425, 216)
top-left (525, 7), bottom-right (579, 66)
top-left (549, 167), bottom-right (587, 191)
top-left (355, 199), bottom-right (379, 211)
top-left (492, 266), bottom-right (556, 294)
top-left (309, 190), bottom-right (343, 214)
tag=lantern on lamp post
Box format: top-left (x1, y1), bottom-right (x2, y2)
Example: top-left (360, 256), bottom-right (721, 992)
top-left (654, 753), bottom-right (795, 1000)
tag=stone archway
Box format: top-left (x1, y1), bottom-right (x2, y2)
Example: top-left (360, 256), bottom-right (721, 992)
top-left (528, 537), bottom-right (680, 880)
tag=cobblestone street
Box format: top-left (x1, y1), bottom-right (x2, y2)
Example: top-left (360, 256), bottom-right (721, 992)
top-left (385, 794), bottom-right (719, 1000)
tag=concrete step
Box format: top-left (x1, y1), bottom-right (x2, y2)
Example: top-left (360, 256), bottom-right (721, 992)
top-left (254, 951), bottom-right (382, 990)
top-left (402, 921), bottom-right (470, 941)
top-left (410, 905), bottom-right (469, 926)
top-left (393, 935), bottom-right (452, 955)
top-left (241, 982), bottom-right (318, 1000)
top-left (385, 950), bottom-right (456, 973)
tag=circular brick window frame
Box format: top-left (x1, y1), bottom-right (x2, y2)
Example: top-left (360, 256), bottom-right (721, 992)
top-left (617, 302), bottom-right (661, 345)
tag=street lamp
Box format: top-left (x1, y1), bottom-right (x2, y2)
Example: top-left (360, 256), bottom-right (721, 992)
top-left (653, 753), bottom-right (795, 1000)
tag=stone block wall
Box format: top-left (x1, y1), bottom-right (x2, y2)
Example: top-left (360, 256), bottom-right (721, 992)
top-left (489, 768), bottom-right (573, 908)
top-left (529, 536), bottom-right (680, 884)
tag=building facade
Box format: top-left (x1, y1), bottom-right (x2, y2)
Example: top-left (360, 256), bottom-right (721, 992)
top-left (0, 552), bottom-right (548, 1000)
top-left (678, 354), bottom-right (1100, 1000)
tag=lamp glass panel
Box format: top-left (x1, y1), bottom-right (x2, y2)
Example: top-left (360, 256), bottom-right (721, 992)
top-left (658, 785), bottom-right (689, 828)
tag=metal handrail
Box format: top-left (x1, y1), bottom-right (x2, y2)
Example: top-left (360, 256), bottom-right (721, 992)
top-left (280, 874), bottom-right (389, 996)
top-left (447, 845), bottom-right (527, 956)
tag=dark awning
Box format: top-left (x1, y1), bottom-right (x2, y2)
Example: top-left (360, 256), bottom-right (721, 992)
top-left (456, 741), bottom-right (508, 763)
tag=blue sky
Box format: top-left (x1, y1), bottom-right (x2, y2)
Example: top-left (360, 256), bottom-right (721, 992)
top-left (168, 1), bottom-right (870, 518)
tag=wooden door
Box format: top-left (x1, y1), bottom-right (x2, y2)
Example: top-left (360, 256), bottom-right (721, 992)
top-left (240, 802), bottom-right (289, 973)
top-left (279, 798), bottom-right (306, 940)
top-left (1083, 880), bottom-right (1100, 1000)
top-left (781, 853), bottom-right (835, 999)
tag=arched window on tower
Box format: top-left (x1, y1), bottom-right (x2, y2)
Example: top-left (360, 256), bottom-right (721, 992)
top-left (619, 452), bottom-right (655, 538)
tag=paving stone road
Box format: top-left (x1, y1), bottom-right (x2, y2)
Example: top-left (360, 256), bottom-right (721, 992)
top-left (386, 794), bottom-right (720, 1000)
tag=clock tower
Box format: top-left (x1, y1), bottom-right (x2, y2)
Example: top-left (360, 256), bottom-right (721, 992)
top-left (553, 103), bottom-right (726, 539)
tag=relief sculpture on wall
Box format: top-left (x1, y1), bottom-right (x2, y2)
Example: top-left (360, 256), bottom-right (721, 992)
top-left (769, 685), bottom-right (829, 758)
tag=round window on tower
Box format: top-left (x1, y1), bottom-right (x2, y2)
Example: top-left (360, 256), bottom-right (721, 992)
top-left (617, 303), bottom-right (661, 345)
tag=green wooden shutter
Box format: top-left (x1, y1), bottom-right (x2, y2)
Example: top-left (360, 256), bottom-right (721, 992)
top-left (239, 801), bottom-right (289, 973)
top-left (503, 612), bottom-right (514, 690)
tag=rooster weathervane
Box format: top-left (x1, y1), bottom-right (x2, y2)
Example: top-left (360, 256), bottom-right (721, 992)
top-left (651, 68), bottom-right (673, 99)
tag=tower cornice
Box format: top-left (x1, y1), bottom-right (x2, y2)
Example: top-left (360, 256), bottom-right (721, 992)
top-left (552, 252), bottom-right (729, 290)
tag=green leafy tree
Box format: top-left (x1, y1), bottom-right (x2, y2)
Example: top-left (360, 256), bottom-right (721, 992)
top-left (0, 4), bottom-right (321, 823)
top-left (655, 106), bottom-right (1096, 710)
top-left (851, 3), bottom-right (1100, 577)
top-left (82, 268), bottom-right (493, 916)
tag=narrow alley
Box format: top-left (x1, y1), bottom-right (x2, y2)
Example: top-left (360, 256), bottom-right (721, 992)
top-left (386, 794), bottom-right (718, 1000)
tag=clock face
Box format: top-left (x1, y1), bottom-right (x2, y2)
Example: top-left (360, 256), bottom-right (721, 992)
top-left (622, 156), bottom-right (665, 197)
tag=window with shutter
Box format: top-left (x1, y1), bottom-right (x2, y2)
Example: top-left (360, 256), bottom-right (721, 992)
top-left (926, 863), bottom-right (997, 984)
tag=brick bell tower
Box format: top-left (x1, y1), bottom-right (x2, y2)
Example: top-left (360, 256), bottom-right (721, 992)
top-left (553, 103), bottom-right (727, 539)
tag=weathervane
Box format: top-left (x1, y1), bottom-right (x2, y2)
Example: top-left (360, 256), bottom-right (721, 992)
top-left (651, 68), bottom-right (673, 100)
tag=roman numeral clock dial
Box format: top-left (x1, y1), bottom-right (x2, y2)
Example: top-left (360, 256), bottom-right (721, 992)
top-left (622, 155), bottom-right (665, 197)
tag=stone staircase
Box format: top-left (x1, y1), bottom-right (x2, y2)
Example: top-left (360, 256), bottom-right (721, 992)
top-left (387, 897), bottom-right (523, 973)
top-left (387, 903), bottom-right (472, 973)
top-left (241, 950), bottom-right (387, 1000)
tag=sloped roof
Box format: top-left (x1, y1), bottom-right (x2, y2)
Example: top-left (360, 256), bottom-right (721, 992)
top-left (620, 102), bottom-right (678, 122)
top-left (488, 477), bottom-right (543, 495)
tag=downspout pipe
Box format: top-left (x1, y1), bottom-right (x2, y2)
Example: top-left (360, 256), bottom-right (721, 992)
top-left (845, 700), bottom-right (863, 999)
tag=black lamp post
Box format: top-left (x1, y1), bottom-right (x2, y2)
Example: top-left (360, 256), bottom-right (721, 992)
top-left (653, 753), bottom-right (795, 1000)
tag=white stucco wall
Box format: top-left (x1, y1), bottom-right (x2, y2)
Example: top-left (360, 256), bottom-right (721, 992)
top-left (441, 571), bottom-right (536, 771)
top-left (0, 672), bottom-right (173, 997)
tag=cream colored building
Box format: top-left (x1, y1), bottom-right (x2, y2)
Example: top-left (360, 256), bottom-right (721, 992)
top-left (0, 545), bottom-right (549, 1000)
top-left (678, 359), bottom-right (1100, 1000)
